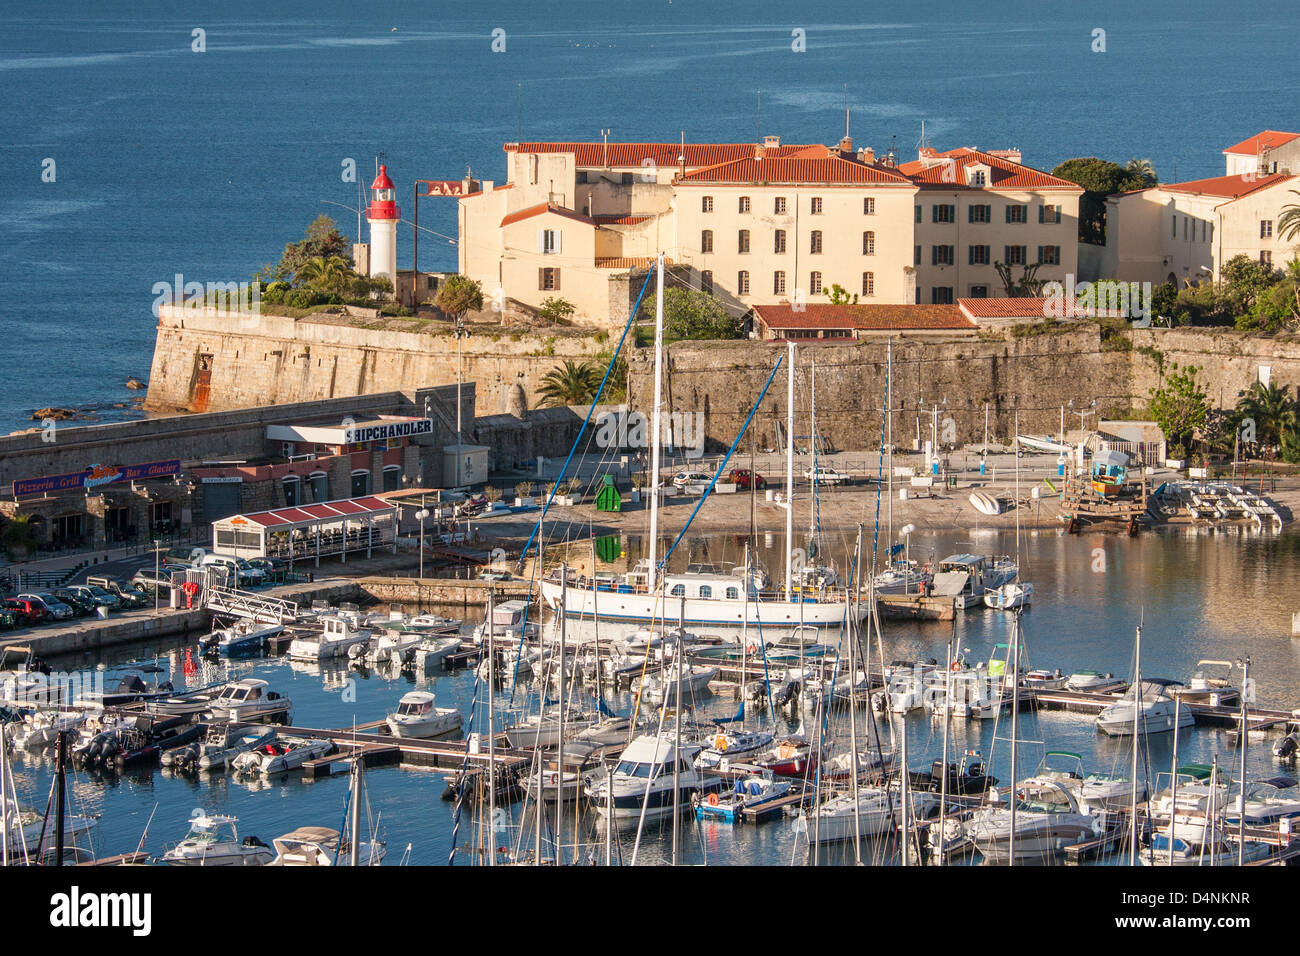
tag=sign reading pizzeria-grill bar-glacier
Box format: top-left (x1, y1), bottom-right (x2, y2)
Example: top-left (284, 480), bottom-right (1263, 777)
top-left (14, 460), bottom-right (182, 498)
top-left (344, 418), bottom-right (432, 445)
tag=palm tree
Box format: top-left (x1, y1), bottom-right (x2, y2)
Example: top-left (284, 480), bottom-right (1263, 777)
top-left (536, 360), bottom-right (603, 407)
top-left (1279, 190), bottom-right (1300, 242)
top-left (1125, 157), bottom-right (1158, 188)
top-left (295, 255), bottom-right (351, 294)
top-left (1235, 380), bottom-right (1298, 456)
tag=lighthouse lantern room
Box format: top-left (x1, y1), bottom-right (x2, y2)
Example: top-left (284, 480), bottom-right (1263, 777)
top-left (366, 164), bottom-right (401, 287)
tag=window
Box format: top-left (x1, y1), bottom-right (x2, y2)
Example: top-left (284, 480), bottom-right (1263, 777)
top-left (539, 267), bottom-right (560, 290)
top-left (575, 170), bottom-right (588, 184)
top-left (738, 229), bottom-right (750, 254)
top-left (725, 587), bottom-right (739, 600)
top-left (774, 197), bottom-right (787, 214)
top-left (350, 469), bottom-right (370, 497)
top-left (382, 465), bottom-right (402, 492)
top-left (739, 196), bottom-right (751, 213)
top-left (701, 270), bottom-right (713, 294)
top-left (701, 229), bottom-right (713, 253)
top-left (698, 585), bottom-right (712, 599)
top-left (670, 584), bottom-right (685, 597)
top-left (811, 197), bottom-right (823, 215)
top-left (737, 270), bottom-right (750, 295)
top-left (969, 285), bottom-right (988, 298)
top-left (1172, 215), bottom-right (1178, 238)
top-left (541, 229), bottom-right (559, 254)
top-left (932, 245), bottom-right (954, 266)
top-left (914, 245), bottom-right (921, 266)
top-left (1039, 205), bottom-right (1061, 224)
top-left (810, 230), bottom-right (822, 254)
top-left (862, 231), bottom-right (875, 255)
top-left (970, 169), bottom-right (987, 186)
top-left (863, 197), bottom-right (876, 215)
top-left (862, 272), bottom-right (875, 296)
top-left (915, 206), bottom-right (922, 223)
top-left (620, 172), bottom-right (633, 185)
top-left (773, 271), bottom-right (786, 295)
top-left (774, 230), bottom-right (787, 254)
top-left (931, 287), bottom-right (954, 304)
top-left (702, 195), bottom-right (714, 213)
top-left (969, 244), bottom-right (990, 265)
top-left (1261, 250), bottom-right (1273, 265)
top-left (1004, 245), bottom-right (1027, 266)
top-left (1038, 245), bottom-right (1060, 266)
top-left (1261, 219), bottom-right (1274, 239)
top-left (810, 271), bottom-right (822, 295)
top-left (932, 203), bottom-right (955, 223)
top-left (1005, 204), bottom-right (1027, 224)
top-left (969, 204), bottom-right (991, 223)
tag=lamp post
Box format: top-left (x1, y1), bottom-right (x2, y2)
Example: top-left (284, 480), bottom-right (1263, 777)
top-left (153, 539), bottom-right (162, 611)
top-left (415, 509), bottom-right (430, 580)
top-left (899, 523), bottom-right (915, 594)
top-left (1068, 399), bottom-right (1097, 474)
top-left (453, 319), bottom-right (470, 487)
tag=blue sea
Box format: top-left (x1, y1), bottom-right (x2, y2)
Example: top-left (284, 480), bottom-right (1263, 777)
top-left (1, 0), bottom-right (1298, 429)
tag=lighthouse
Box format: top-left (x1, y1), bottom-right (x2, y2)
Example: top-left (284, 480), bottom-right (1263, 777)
top-left (366, 164), bottom-right (400, 287)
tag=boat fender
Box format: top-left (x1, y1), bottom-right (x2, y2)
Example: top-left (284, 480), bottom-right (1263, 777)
top-left (549, 772), bottom-right (560, 786)
top-left (747, 643), bottom-right (757, 655)
top-left (707, 793), bottom-right (720, 806)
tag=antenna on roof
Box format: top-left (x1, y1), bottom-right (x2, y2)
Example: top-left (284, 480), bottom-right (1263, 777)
top-left (756, 90), bottom-right (761, 144)
top-left (843, 83), bottom-right (849, 139)
top-left (916, 120), bottom-right (930, 152)
top-left (516, 82), bottom-right (522, 144)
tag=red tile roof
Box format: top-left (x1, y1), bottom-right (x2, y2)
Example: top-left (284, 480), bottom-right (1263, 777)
top-left (592, 214), bottom-right (652, 225)
top-left (899, 147), bottom-right (1082, 190)
top-left (594, 256), bottom-right (673, 269)
top-left (1159, 172), bottom-right (1294, 200)
top-left (752, 303), bottom-right (975, 331)
top-left (499, 202), bottom-right (596, 228)
top-left (957, 297), bottom-right (1054, 319)
top-left (1223, 130), bottom-right (1300, 156)
top-left (676, 155), bottom-right (913, 187)
top-left (505, 142), bottom-right (816, 168)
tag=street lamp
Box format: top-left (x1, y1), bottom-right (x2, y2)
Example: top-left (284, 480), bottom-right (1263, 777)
top-left (1068, 399), bottom-right (1098, 474)
top-left (415, 509), bottom-right (430, 579)
top-left (898, 523), bottom-right (915, 592)
top-left (453, 319), bottom-right (470, 487)
top-left (153, 539), bottom-right (162, 611)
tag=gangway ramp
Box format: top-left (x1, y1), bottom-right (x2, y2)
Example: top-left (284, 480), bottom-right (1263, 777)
top-left (204, 585), bottom-right (298, 624)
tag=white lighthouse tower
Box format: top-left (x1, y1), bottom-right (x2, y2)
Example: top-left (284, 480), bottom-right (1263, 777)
top-left (366, 164), bottom-right (400, 288)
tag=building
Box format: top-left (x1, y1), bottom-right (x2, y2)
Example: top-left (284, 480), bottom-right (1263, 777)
top-left (1103, 171), bottom-right (1299, 285)
top-left (751, 303), bottom-right (977, 340)
top-left (1222, 130), bottom-right (1300, 178)
top-left (454, 135), bottom-right (1081, 323)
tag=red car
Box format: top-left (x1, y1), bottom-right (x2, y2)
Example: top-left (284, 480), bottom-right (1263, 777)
top-left (2, 598), bottom-right (47, 626)
top-left (729, 469), bottom-right (766, 490)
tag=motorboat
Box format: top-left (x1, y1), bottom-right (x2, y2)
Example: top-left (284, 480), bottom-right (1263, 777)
top-left (907, 750), bottom-right (997, 795)
top-left (1096, 679), bottom-right (1195, 736)
top-left (966, 777), bottom-right (1102, 864)
top-left (636, 662), bottom-right (718, 707)
top-left (983, 581), bottom-right (1033, 610)
top-left (1149, 765), bottom-right (1231, 816)
top-left (585, 733), bottom-right (719, 820)
top-left (1221, 776), bottom-right (1300, 827)
top-left (1020, 668), bottom-right (1066, 691)
top-left (1141, 819), bottom-right (1275, 866)
top-left (870, 559), bottom-right (932, 596)
top-left (1035, 751), bottom-right (1147, 812)
top-left (11, 710), bottom-right (86, 750)
top-left (1064, 671), bottom-right (1126, 694)
top-left (286, 611), bottom-right (371, 661)
top-left (164, 722), bottom-right (277, 773)
top-left (200, 620), bottom-right (283, 657)
top-left (693, 728), bottom-right (774, 770)
top-left (752, 734), bottom-right (818, 777)
top-left (267, 826), bottom-right (386, 866)
top-left (231, 736), bottom-right (335, 776)
top-left (1016, 434), bottom-right (1072, 455)
top-left (206, 678), bottom-right (291, 723)
top-left (472, 599), bottom-right (539, 644)
top-left (1, 797), bottom-right (98, 857)
top-left (385, 691), bottom-right (463, 739)
top-left (412, 635), bottom-right (463, 671)
top-left (350, 629), bottom-right (422, 666)
top-left (694, 767), bottom-right (792, 823)
top-left (1275, 731), bottom-right (1300, 761)
top-left (160, 813), bottom-right (273, 866)
top-left (800, 786), bottom-right (939, 843)
top-left (503, 709), bottom-right (600, 749)
top-left (1171, 661), bottom-right (1240, 706)
top-left (80, 671), bottom-right (174, 708)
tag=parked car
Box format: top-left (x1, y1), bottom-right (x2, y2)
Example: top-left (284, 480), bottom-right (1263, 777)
top-left (51, 589), bottom-right (97, 617)
top-left (246, 557), bottom-right (287, 583)
top-left (803, 466), bottom-right (850, 485)
top-left (2, 597), bottom-right (45, 626)
top-left (86, 576), bottom-right (149, 608)
top-left (17, 593), bottom-right (74, 621)
top-left (66, 584), bottom-right (121, 610)
top-left (130, 568), bottom-right (175, 595)
top-left (729, 468), bottom-right (766, 490)
top-left (165, 546), bottom-right (210, 568)
top-left (199, 553), bottom-right (265, 588)
top-left (672, 471), bottom-right (712, 489)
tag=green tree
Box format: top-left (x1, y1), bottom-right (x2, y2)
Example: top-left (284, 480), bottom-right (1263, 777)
top-left (1235, 381), bottom-right (1297, 455)
top-left (993, 261), bottom-right (1046, 297)
top-left (296, 255), bottom-right (352, 295)
top-left (593, 350), bottom-right (628, 403)
top-left (262, 215), bottom-right (352, 282)
top-left (434, 274), bottom-right (484, 324)
top-left (825, 283), bottom-right (858, 305)
top-left (536, 359), bottom-right (603, 407)
top-left (1147, 363), bottom-right (1208, 457)
top-left (1277, 189), bottom-right (1300, 243)
top-left (640, 287), bottom-right (743, 340)
top-left (1051, 157), bottom-right (1157, 245)
top-left (1220, 254), bottom-right (1280, 316)
top-left (538, 297), bottom-right (576, 324)
top-left (1, 514), bottom-right (37, 558)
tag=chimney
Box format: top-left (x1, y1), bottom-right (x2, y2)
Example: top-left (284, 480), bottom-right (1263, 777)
top-left (754, 142), bottom-right (765, 161)
top-left (838, 135), bottom-right (853, 157)
top-left (863, 147), bottom-right (875, 164)
top-left (918, 146), bottom-right (937, 161)
top-left (763, 134), bottom-right (781, 148)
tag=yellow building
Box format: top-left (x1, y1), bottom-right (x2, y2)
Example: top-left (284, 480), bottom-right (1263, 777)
top-left (457, 136), bottom-right (1082, 324)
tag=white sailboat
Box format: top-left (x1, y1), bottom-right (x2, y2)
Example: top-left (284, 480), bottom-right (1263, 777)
top-left (539, 256), bottom-right (859, 635)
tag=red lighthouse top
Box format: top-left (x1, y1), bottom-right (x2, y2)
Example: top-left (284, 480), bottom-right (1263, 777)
top-left (367, 164), bottom-right (400, 221)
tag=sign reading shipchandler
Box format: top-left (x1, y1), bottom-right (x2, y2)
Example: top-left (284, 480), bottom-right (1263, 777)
top-left (14, 460), bottom-right (181, 498)
top-left (343, 418), bottom-right (432, 445)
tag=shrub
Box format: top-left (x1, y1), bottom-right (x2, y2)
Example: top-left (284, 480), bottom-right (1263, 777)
top-left (514, 481), bottom-right (532, 499)
top-left (483, 485), bottom-right (502, 502)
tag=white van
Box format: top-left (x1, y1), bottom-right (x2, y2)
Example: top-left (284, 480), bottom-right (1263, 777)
top-left (200, 553), bottom-right (266, 588)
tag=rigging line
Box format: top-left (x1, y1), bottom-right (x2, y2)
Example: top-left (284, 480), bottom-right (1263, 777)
top-left (657, 353), bottom-right (785, 573)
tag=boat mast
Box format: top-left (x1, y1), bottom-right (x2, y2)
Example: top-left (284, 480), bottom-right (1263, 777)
top-left (785, 341), bottom-right (795, 598)
top-left (900, 703), bottom-right (910, 867)
top-left (486, 585), bottom-right (496, 866)
top-left (809, 356), bottom-right (818, 561)
top-left (1129, 623), bottom-right (1141, 865)
top-left (672, 594), bottom-right (684, 866)
top-left (55, 730), bottom-right (68, 866)
top-left (647, 255), bottom-right (666, 594)
top-left (1008, 612), bottom-right (1021, 866)
top-left (1168, 695), bottom-right (1180, 866)
top-left (349, 752), bottom-right (363, 866)
top-left (848, 523), bottom-right (864, 865)
top-left (556, 565), bottom-right (567, 866)
top-left (886, 337), bottom-right (893, 563)
top-left (0, 725), bottom-right (9, 866)
top-left (938, 628), bottom-right (953, 866)
top-left (1237, 655), bottom-right (1250, 866)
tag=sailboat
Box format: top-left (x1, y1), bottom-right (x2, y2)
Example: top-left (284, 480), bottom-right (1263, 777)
top-left (539, 256), bottom-right (860, 634)
top-left (985, 411), bottom-right (1031, 610)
